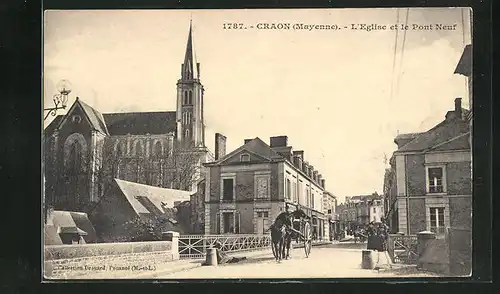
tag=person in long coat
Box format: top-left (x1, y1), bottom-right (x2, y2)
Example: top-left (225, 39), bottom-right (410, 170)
top-left (374, 218), bottom-right (393, 270)
top-left (366, 221), bottom-right (378, 250)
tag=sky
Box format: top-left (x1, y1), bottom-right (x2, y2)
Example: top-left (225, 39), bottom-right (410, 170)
top-left (43, 8), bottom-right (472, 203)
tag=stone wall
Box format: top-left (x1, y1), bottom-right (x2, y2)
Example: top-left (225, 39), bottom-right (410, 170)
top-left (44, 235), bottom-right (179, 279)
top-left (418, 237), bottom-right (450, 275)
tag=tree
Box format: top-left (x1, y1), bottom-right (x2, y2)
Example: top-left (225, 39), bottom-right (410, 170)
top-left (123, 216), bottom-right (164, 242)
top-left (162, 140), bottom-right (204, 191)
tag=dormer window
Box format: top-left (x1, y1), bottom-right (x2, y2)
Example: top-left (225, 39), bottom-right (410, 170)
top-left (240, 154), bottom-right (250, 162)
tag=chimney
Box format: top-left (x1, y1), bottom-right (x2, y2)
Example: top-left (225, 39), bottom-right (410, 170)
top-left (455, 98), bottom-right (462, 119)
top-left (308, 165), bottom-right (314, 177)
top-left (313, 170), bottom-right (318, 182)
top-left (270, 136), bottom-right (288, 148)
top-left (318, 174), bottom-right (323, 185)
top-left (303, 161), bottom-right (309, 174)
top-left (244, 138), bottom-right (253, 145)
top-left (215, 133), bottom-right (227, 160)
top-left (292, 150), bottom-right (304, 160)
top-left (321, 179), bottom-right (325, 189)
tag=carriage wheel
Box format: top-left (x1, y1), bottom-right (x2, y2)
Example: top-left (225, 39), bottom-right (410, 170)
top-left (303, 222), bottom-right (312, 258)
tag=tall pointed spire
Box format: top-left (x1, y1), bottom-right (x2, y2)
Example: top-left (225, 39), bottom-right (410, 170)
top-left (181, 20), bottom-right (199, 80)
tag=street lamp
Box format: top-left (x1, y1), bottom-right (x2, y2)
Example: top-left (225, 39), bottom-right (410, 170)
top-left (44, 79), bottom-right (72, 120)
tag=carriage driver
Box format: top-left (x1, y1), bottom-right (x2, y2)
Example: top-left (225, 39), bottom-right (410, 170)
top-left (275, 204), bottom-right (293, 232)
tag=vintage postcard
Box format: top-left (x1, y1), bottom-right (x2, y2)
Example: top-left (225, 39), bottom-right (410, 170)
top-left (43, 8), bottom-right (473, 280)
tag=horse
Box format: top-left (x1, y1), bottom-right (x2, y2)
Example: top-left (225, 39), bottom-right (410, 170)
top-left (269, 218), bottom-right (288, 261)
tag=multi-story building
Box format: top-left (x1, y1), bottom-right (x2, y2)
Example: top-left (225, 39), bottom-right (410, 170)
top-left (368, 198), bottom-right (384, 223)
top-left (203, 136), bottom-right (328, 238)
top-left (322, 191), bottom-right (337, 240)
top-left (386, 98), bottom-right (471, 237)
top-left (337, 193), bottom-right (381, 231)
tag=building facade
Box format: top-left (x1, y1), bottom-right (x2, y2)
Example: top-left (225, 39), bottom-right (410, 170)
top-left (322, 191), bottom-right (338, 240)
top-left (337, 193), bottom-right (381, 231)
top-left (386, 98), bottom-right (472, 236)
top-left (43, 23), bottom-right (214, 213)
top-left (203, 136), bottom-right (328, 238)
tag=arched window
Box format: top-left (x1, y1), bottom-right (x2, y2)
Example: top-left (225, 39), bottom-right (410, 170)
top-left (188, 91), bottom-right (193, 105)
top-left (135, 141), bottom-right (142, 157)
top-left (63, 133), bottom-right (88, 172)
top-left (183, 91), bottom-right (188, 105)
top-left (154, 141), bottom-right (162, 157)
top-left (69, 141), bottom-right (81, 173)
top-left (185, 129), bottom-right (190, 138)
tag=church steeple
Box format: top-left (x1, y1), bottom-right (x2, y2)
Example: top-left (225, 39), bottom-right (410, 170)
top-left (176, 21), bottom-right (205, 147)
top-left (181, 20), bottom-right (200, 80)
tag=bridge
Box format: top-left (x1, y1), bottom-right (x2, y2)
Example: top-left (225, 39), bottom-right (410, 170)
top-left (137, 241), bottom-right (435, 279)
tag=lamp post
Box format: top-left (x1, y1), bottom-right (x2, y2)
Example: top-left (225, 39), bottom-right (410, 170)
top-left (44, 79), bottom-right (72, 120)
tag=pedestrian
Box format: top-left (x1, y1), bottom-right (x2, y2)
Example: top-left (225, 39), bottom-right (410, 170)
top-left (366, 221), bottom-right (377, 250)
top-left (374, 218), bottom-right (393, 270)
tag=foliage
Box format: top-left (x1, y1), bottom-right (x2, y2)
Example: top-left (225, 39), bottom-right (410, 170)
top-left (123, 216), bottom-right (164, 242)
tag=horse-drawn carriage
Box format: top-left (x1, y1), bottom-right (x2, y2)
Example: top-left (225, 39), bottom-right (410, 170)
top-left (269, 206), bottom-right (313, 261)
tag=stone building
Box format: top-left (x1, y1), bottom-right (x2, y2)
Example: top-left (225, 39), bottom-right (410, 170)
top-left (43, 23), bottom-right (215, 213)
top-left (385, 98), bottom-right (471, 236)
top-left (337, 193), bottom-right (381, 231)
top-left (202, 136), bottom-right (328, 238)
top-left (322, 191), bottom-right (338, 240)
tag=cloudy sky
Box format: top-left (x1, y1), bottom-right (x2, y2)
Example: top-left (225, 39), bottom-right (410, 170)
top-left (44, 8), bottom-right (472, 203)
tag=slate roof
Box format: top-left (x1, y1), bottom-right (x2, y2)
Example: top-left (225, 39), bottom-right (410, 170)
top-left (114, 179), bottom-right (191, 217)
top-left (79, 99), bottom-right (109, 135)
top-left (44, 225), bottom-right (63, 245)
top-left (45, 210), bottom-right (97, 243)
top-left (394, 132), bottom-right (424, 141)
top-left (43, 98), bottom-right (177, 136)
top-left (43, 115), bottom-right (64, 136)
top-left (454, 44), bottom-right (472, 77)
top-left (210, 137), bottom-right (282, 165)
top-left (102, 111), bottom-right (177, 135)
top-left (395, 114), bottom-right (470, 153)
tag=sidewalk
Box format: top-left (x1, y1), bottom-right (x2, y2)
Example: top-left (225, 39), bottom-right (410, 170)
top-left (125, 249), bottom-right (274, 279)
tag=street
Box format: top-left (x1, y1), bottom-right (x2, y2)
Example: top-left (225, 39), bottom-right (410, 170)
top-left (146, 243), bottom-right (440, 279)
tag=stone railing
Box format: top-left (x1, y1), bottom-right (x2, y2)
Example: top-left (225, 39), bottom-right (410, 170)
top-left (44, 231), bottom-right (179, 279)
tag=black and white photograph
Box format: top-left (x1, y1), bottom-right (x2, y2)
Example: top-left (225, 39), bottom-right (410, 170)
top-left (42, 8), bottom-right (473, 279)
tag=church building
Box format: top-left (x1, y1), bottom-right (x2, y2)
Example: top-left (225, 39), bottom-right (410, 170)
top-left (43, 23), bottom-right (215, 213)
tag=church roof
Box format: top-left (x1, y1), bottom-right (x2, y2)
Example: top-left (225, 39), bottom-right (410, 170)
top-left (181, 21), bottom-right (199, 80)
top-left (102, 111), bottom-right (177, 135)
top-left (43, 107), bottom-right (177, 136)
top-left (78, 99), bottom-right (109, 135)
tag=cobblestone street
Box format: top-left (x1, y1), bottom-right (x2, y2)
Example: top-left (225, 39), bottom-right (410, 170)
top-left (142, 243), bottom-right (440, 279)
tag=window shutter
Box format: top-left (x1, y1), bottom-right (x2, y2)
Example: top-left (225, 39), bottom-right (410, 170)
top-left (216, 212), bottom-right (221, 234)
top-left (235, 211), bottom-right (241, 234)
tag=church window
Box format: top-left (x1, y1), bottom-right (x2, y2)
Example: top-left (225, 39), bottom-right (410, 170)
top-left (188, 91), bottom-right (193, 105)
top-left (154, 141), bottom-right (162, 157)
top-left (72, 115), bottom-right (82, 123)
top-left (135, 141), bottom-right (143, 157)
top-left (185, 129), bottom-right (190, 138)
top-left (69, 141), bottom-right (82, 173)
top-left (183, 91), bottom-right (188, 105)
